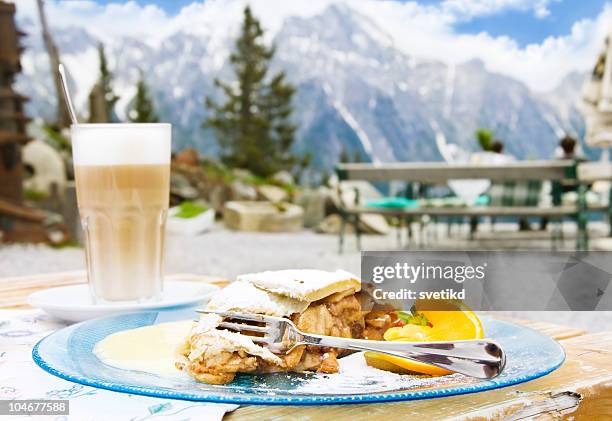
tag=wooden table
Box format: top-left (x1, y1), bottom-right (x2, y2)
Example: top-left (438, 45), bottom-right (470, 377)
top-left (2, 272), bottom-right (611, 420)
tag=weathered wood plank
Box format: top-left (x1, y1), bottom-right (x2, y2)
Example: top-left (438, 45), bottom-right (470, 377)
top-left (511, 320), bottom-right (586, 341)
top-left (0, 270), bottom-right (86, 291)
top-left (337, 161), bottom-right (575, 183)
top-left (577, 162), bottom-right (612, 182)
top-left (0, 198), bottom-right (47, 221)
top-left (227, 332), bottom-right (612, 421)
top-left (480, 315), bottom-right (587, 341)
top-left (0, 271), bottom-right (228, 309)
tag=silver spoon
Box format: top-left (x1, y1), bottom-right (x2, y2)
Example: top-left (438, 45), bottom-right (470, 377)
top-left (58, 63), bottom-right (78, 125)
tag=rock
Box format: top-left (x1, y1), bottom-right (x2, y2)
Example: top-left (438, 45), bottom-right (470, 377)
top-left (208, 184), bottom-right (231, 212)
top-left (271, 170), bottom-right (294, 186)
top-left (22, 139), bottom-right (67, 196)
top-left (257, 184), bottom-right (288, 203)
top-left (170, 173), bottom-right (199, 200)
top-left (230, 180), bottom-right (258, 201)
top-left (317, 214), bottom-right (353, 234)
top-left (360, 214), bottom-right (391, 235)
top-left (224, 201), bottom-right (303, 232)
top-left (174, 148), bottom-right (200, 166)
top-left (47, 228), bottom-right (68, 245)
top-left (296, 187), bottom-right (331, 228)
top-left (316, 213), bottom-right (390, 235)
top-left (233, 168), bottom-right (254, 180)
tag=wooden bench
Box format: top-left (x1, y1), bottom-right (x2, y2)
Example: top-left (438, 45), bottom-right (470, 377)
top-left (335, 160), bottom-right (612, 251)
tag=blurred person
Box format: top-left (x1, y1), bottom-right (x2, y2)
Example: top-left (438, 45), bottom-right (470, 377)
top-left (491, 140), bottom-right (504, 154)
top-left (555, 135), bottom-right (588, 184)
top-left (489, 140), bottom-right (515, 164)
top-left (554, 135), bottom-right (586, 162)
top-left (541, 135), bottom-right (589, 230)
top-left (559, 135), bottom-right (578, 159)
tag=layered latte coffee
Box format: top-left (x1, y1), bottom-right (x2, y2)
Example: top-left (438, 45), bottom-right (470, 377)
top-left (72, 124), bottom-right (171, 302)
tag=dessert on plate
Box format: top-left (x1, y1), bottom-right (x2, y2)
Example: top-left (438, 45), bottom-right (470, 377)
top-left (176, 269), bottom-right (394, 384)
top-left (175, 269), bottom-right (484, 384)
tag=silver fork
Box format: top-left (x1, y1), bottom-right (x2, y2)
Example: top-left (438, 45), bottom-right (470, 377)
top-left (196, 310), bottom-right (506, 379)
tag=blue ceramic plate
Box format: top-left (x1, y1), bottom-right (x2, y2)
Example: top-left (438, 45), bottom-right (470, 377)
top-left (33, 310), bottom-right (565, 405)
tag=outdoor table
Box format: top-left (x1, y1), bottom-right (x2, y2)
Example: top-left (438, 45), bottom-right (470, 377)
top-left (1, 272), bottom-right (611, 420)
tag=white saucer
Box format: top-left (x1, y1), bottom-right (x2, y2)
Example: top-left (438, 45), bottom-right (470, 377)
top-left (28, 281), bottom-right (219, 323)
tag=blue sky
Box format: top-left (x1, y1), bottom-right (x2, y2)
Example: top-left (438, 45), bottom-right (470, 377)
top-left (90, 0), bottom-right (609, 47)
top-left (93, 0), bottom-right (195, 14)
top-left (453, 0), bottom-right (607, 47)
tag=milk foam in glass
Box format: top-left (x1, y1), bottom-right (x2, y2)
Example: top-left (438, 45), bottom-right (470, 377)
top-left (71, 123), bottom-right (171, 302)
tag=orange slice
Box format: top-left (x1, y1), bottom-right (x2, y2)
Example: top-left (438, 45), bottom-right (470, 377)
top-left (365, 300), bottom-right (484, 376)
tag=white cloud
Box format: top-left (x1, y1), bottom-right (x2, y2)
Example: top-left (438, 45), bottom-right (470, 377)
top-left (440, 0), bottom-right (559, 21)
top-left (14, 0), bottom-right (172, 44)
top-left (354, 0), bottom-right (612, 91)
top-left (12, 0), bottom-right (612, 92)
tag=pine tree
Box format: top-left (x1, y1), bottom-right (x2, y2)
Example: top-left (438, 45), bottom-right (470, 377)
top-left (339, 146), bottom-right (350, 163)
top-left (204, 6), bottom-right (297, 177)
top-left (128, 73), bottom-right (159, 123)
top-left (97, 43), bottom-right (119, 121)
top-left (320, 169), bottom-right (331, 187)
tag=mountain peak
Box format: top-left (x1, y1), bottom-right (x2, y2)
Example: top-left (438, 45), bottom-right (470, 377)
top-left (15, 1), bottom-right (586, 170)
top-left (280, 3), bottom-right (393, 54)
top-left (461, 58), bottom-right (486, 70)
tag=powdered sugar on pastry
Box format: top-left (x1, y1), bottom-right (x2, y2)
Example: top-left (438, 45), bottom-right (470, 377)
top-left (237, 269), bottom-right (361, 302)
top-left (206, 281), bottom-right (309, 317)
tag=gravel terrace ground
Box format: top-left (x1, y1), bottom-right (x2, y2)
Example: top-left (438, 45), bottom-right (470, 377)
top-left (1, 221), bottom-right (611, 332)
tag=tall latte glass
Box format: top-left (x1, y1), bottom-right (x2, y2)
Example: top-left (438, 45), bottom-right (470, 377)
top-left (71, 123), bottom-right (171, 303)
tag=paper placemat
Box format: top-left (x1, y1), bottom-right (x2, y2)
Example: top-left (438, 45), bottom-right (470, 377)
top-left (0, 309), bottom-right (237, 420)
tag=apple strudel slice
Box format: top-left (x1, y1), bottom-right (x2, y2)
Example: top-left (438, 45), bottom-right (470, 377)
top-left (176, 269), bottom-right (365, 384)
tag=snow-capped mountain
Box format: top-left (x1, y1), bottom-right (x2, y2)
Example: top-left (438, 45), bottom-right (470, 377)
top-left (15, 3), bottom-right (589, 172)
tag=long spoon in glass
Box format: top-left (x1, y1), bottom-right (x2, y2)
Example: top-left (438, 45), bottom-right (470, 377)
top-left (58, 63), bottom-right (78, 125)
